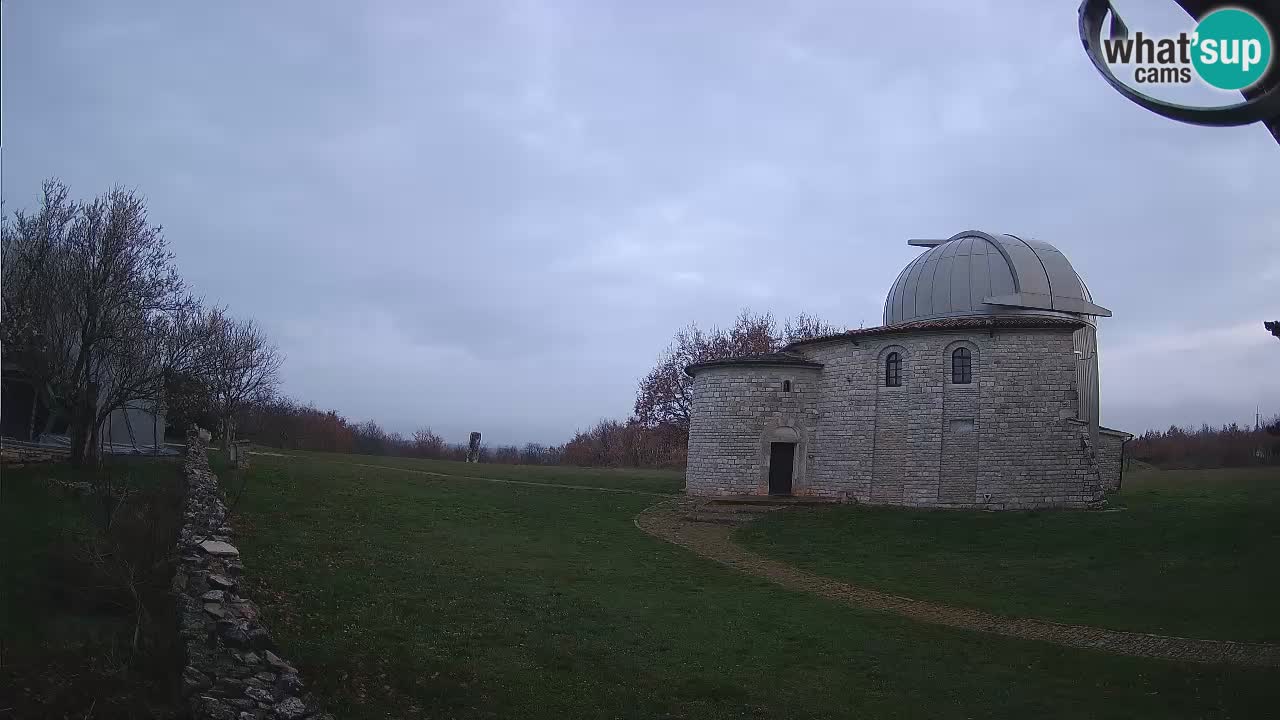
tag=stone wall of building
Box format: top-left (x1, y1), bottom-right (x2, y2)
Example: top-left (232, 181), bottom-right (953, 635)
top-left (967, 331), bottom-right (1101, 508)
top-left (686, 327), bottom-right (1108, 509)
top-left (1097, 427), bottom-right (1129, 492)
top-left (939, 361), bottom-right (981, 505)
top-left (685, 365), bottom-right (821, 496)
top-left (173, 427), bottom-right (330, 720)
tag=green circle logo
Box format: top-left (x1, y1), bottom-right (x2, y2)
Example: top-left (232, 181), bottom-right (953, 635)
top-left (1192, 8), bottom-right (1272, 90)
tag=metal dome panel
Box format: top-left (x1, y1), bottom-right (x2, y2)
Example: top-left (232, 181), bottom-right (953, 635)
top-left (883, 231), bottom-right (1111, 326)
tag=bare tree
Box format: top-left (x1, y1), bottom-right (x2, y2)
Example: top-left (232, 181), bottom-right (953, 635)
top-left (92, 310), bottom-right (171, 451)
top-left (2, 181), bottom-right (185, 465)
top-left (153, 299), bottom-right (220, 434)
top-left (351, 419), bottom-right (390, 455)
top-left (412, 427), bottom-right (447, 458)
top-left (2, 181), bottom-right (78, 438)
top-left (634, 312), bottom-right (768, 429)
top-left (521, 442), bottom-right (548, 464)
top-left (205, 308), bottom-right (283, 449)
top-left (633, 324), bottom-right (708, 429)
top-left (1, 181), bottom-right (75, 350)
top-left (782, 312), bottom-right (844, 344)
top-left (634, 309), bottom-right (839, 430)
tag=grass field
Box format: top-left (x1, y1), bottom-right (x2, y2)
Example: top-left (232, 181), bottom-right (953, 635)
top-left (737, 466), bottom-right (1280, 643)
top-left (232, 450), bottom-right (1279, 719)
top-left (0, 457), bottom-right (184, 718)
top-left (239, 449), bottom-right (684, 495)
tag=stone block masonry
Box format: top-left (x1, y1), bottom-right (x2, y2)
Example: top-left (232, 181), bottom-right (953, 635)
top-left (173, 427), bottom-right (331, 720)
top-left (686, 365), bottom-right (821, 496)
top-left (687, 328), bottom-right (1110, 509)
top-left (1097, 427), bottom-right (1130, 492)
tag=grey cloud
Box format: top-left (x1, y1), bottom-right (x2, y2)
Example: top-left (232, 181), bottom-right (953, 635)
top-left (5, 0), bottom-right (1277, 444)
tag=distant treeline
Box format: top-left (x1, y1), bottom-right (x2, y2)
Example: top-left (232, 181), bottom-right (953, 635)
top-left (234, 398), bottom-right (565, 465)
top-left (1129, 416), bottom-right (1280, 469)
top-left (234, 398), bottom-right (690, 468)
top-left (560, 420), bottom-right (688, 468)
top-left (234, 309), bottom-right (834, 469)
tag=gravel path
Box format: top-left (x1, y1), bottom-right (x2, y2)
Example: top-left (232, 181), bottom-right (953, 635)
top-left (635, 498), bottom-right (1280, 668)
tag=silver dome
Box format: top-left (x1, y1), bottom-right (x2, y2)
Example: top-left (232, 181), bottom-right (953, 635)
top-left (883, 230), bottom-right (1111, 326)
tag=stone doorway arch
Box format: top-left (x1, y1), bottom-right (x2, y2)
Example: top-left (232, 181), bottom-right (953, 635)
top-left (760, 425), bottom-right (804, 496)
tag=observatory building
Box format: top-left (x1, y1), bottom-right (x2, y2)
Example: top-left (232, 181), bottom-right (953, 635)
top-left (684, 230), bottom-right (1130, 509)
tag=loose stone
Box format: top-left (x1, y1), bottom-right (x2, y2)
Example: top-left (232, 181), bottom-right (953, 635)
top-left (200, 540), bottom-right (240, 556)
top-left (208, 573), bottom-right (237, 590)
top-left (273, 697), bottom-right (308, 720)
top-left (183, 666), bottom-right (212, 696)
top-left (245, 687), bottom-right (274, 704)
top-left (264, 650), bottom-right (296, 673)
top-left (274, 672), bottom-right (303, 697)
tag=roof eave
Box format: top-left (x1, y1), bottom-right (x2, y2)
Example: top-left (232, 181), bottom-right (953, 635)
top-left (783, 315), bottom-right (1087, 351)
top-left (684, 358), bottom-right (824, 378)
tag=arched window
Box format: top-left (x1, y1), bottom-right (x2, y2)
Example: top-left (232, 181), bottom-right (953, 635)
top-left (782, 380), bottom-right (792, 393)
top-left (884, 352), bottom-right (901, 387)
top-left (952, 347), bottom-right (972, 384)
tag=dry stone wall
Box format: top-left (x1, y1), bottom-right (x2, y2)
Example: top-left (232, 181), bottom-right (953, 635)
top-left (173, 427), bottom-right (330, 720)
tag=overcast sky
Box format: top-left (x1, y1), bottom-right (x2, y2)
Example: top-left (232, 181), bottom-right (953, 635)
top-left (4, 0), bottom-right (1278, 445)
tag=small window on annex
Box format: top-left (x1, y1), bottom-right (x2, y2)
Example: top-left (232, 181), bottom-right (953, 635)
top-left (884, 352), bottom-right (901, 387)
top-left (782, 380), bottom-right (792, 393)
top-left (952, 347), bottom-right (973, 384)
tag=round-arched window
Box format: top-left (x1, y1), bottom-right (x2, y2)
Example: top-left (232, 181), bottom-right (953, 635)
top-left (885, 352), bottom-right (901, 387)
top-left (952, 347), bottom-right (972, 384)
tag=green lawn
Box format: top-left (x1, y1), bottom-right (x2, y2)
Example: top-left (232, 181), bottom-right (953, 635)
top-left (0, 457), bottom-right (184, 718)
top-left (233, 453), bottom-right (1279, 719)
top-left (251, 447), bottom-right (685, 494)
top-left (737, 467), bottom-right (1280, 643)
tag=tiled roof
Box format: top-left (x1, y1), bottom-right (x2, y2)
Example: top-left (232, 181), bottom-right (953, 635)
top-left (684, 351), bottom-right (824, 377)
